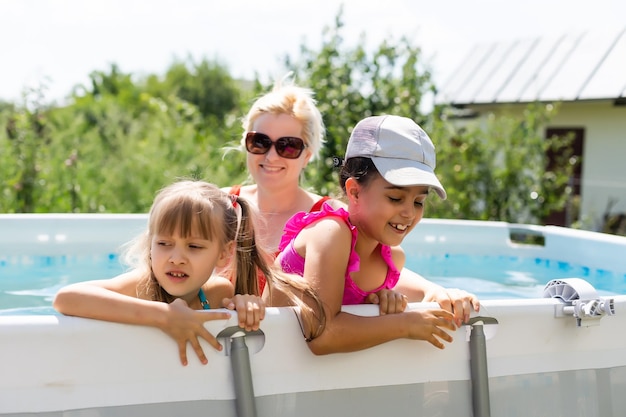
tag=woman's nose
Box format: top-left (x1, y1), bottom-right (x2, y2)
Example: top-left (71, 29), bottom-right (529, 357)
top-left (264, 143), bottom-right (281, 160)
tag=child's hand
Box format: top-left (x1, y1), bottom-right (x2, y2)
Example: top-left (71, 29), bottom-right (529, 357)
top-left (423, 287), bottom-right (480, 327)
top-left (160, 298), bottom-right (231, 366)
top-left (406, 308), bottom-right (457, 349)
top-left (221, 294), bottom-right (266, 332)
top-left (366, 289), bottom-right (408, 315)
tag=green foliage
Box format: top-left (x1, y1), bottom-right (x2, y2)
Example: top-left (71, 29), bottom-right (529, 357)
top-left (0, 88), bottom-right (52, 213)
top-left (0, 9), bottom-right (577, 228)
top-left (0, 62), bottom-right (244, 213)
top-left (428, 103), bottom-right (576, 223)
top-left (144, 56), bottom-right (241, 123)
top-left (272, 9), bottom-right (573, 225)
top-left (281, 9), bottom-right (433, 197)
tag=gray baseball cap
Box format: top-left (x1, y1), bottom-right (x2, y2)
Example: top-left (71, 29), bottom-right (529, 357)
top-left (345, 115), bottom-right (446, 199)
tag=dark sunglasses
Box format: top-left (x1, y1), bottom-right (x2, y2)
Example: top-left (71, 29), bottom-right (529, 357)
top-left (245, 132), bottom-right (307, 159)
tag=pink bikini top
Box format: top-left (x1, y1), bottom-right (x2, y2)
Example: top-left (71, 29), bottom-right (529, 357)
top-left (277, 203), bottom-right (400, 305)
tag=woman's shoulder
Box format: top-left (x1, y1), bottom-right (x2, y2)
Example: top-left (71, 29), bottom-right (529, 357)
top-left (306, 192), bottom-right (346, 212)
top-left (222, 184), bottom-right (256, 196)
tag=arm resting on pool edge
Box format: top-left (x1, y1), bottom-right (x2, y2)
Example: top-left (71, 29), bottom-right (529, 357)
top-left (395, 267), bottom-right (481, 327)
top-left (52, 272), bottom-right (232, 366)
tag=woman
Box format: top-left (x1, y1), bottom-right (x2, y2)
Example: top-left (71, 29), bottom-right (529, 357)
top-left (224, 79), bottom-right (336, 254)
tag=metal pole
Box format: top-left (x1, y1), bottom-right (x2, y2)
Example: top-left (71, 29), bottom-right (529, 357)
top-left (469, 324), bottom-right (490, 417)
top-left (467, 316), bottom-right (497, 417)
top-left (230, 334), bottom-right (257, 417)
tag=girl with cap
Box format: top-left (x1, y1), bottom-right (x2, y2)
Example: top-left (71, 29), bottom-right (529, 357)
top-left (276, 115), bottom-right (480, 354)
top-left (54, 180), bottom-right (326, 365)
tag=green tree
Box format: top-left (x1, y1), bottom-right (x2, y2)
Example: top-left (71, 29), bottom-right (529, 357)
top-left (281, 8), bottom-right (434, 197)
top-left (0, 11), bottom-right (577, 227)
top-left (428, 103), bottom-right (576, 223)
top-left (274, 7), bottom-right (574, 225)
top-left (0, 64), bottom-right (244, 213)
top-left (0, 87), bottom-right (52, 213)
top-left (145, 56), bottom-right (241, 123)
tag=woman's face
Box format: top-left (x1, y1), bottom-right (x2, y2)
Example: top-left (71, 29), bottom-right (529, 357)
top-left (247, 113), bottom-right (312, 190)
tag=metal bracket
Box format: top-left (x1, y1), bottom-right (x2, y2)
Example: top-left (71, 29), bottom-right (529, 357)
top-left (216, 326), bottom-right (265, 356)
top-left (467, 316), bottom-right (499, 326)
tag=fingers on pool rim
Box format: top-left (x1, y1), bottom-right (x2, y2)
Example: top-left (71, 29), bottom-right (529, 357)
top-left (189, 338), bottom-right (208, 365)
top-left (178, 342), bottom-right (189, 366)
top-left (430, 329), bottom-right (453, 349)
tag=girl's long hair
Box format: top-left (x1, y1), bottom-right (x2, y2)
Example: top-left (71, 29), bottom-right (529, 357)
top-left (122, 180), bottom-right (325, 340)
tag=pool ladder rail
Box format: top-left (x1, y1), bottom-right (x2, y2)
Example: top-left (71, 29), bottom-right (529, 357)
top-left (544, 278), bottom-right (616, 326)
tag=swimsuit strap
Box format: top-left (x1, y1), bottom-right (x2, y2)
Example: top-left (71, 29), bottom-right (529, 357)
top-left (310, 196), bottom-right (330, 212)
top-left (198, 288), bottom-right (210, 310)
top-left (229, 184), bottom-right (242, 196)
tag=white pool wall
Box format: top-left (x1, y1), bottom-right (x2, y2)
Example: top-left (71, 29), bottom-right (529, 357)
top-left (2, 215), bottom-right (626, 416)
top-left (2, 298), bottom-right (626, 416)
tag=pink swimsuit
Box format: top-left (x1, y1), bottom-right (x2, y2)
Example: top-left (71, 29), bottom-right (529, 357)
top-left (277, 203), bottom-right (400, 305)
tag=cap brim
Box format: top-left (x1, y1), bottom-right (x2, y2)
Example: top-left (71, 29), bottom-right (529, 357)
top-left (372, 157), bottom-right (447, 200)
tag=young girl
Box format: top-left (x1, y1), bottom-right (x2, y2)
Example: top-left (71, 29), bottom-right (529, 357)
top-left (276, 115), bottom-right (480, 355)
top-left (54, 180), bottom-right (325, 365)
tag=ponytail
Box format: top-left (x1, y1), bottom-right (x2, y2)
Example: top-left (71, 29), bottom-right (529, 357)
top-left (229, 194), bottom-right (326, 341)
top-left (228, 195), bottom-right (261, 296)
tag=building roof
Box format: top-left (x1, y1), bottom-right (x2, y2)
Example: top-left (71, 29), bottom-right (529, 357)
top-left (436, 26), bottom-right (626, 106)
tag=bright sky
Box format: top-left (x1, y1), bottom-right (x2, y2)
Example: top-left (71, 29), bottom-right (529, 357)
top-left (1, 0), bottom-right (624, 104)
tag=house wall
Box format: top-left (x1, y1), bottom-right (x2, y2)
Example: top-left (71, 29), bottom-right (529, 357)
top-left (550, 101), bottom-right (626, 227)
top-left (456, 100), bottom-right (626, 231)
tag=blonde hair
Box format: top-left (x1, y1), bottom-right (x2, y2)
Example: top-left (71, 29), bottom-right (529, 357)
top-left (123, 180), bottom-right (325, 340)
top-left (241, 75), bottom-right (325, 161)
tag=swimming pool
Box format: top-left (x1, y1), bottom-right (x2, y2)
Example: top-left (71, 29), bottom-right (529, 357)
top-left (2, 215), bottom-right (624, 315)
top-left (1, 214), bottom-right (626, 417)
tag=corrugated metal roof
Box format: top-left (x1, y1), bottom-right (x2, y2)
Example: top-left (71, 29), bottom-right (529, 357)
top-left (436, 26), bottom-right (626, 105)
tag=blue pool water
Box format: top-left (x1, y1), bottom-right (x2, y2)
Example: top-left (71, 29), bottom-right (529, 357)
top-left (0, 253), bottom-right (125, 315)
top-left (2, 252), bottom-right (624, 315)
top-left (404, 254), bottom-right (624, 300)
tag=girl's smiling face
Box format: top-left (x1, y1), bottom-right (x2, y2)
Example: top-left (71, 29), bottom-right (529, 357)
top-left (347, 174), bottom-right (429, 246)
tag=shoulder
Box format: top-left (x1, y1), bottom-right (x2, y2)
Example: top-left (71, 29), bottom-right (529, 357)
top-left (205, 275), bottom-right (235, 305)
top-left (389, 245), bottom-right (406, 270)
top-left (322, 197), bottom-right (347, 211)
top-left (237, 185), bottom-right (258, 200)
top-left (220, 184), bottom-right (237, 193)
top-left (293, 214), bottom-right (354, 272)
top-left (279, 200), bottom-right (352, 252)
top-left (297, 213), bottom-right (353, 252)
top-left (289, 204), bottom-right (351, 236)
top-left (308, 194), bottom-right (347, 212)
top-left (206, 275), bottom-right (234, 291)
top-left (220, 184), bottom-right (256, 196)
